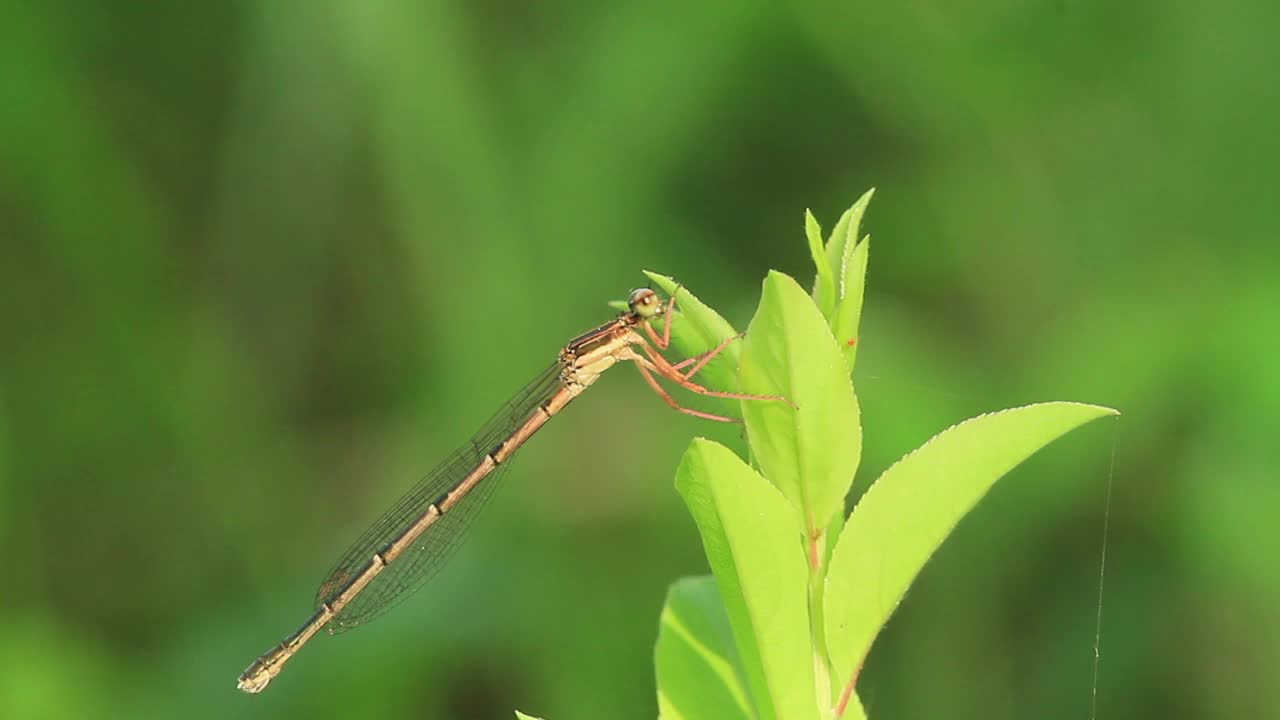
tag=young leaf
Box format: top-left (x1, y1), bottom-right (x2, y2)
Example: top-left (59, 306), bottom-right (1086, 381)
top-left (655, 576), bottom-right (753, 720)
top-left (676, 438), bottom-right (818, 720)
top-left (822, 189), bottom-right (874, 289)
top-left (515, 711), bottom-right (546, 720)
top-left (822, 402), bottom-right (1120, 713)
top-left (810, 189), bottom-right (873, 325)
top-left (644, 271), bottom-right (744, 399)
top-left (831, 236), bottom-right (868, 375)
top-left (806, 210), bottom-right (836, 319)
top-left (739, 271), bottom-right (861, 536)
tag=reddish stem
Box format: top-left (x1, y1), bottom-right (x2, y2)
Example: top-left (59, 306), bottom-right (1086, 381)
top-left (833, 665), bottom-right (861, 718)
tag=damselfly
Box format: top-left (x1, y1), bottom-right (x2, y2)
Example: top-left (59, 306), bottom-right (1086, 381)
top-left (237, 287), bottom-right (787, 693)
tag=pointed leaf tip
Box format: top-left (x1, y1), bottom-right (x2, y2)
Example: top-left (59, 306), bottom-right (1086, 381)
top-left (823, 401), bottom-right (1118, 693)
top-left (806, 210), bottom-right (836, 318)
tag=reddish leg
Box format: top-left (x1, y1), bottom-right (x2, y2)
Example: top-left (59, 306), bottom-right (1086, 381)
top-left (643, 286), bottom-right (681, 350)
top-left (642, 287), bottom-right (746, 383)
top-left (654, 324), bottom-right (744, 381)
top-left (671, 355), bottom-right (699, 372)
top-left (660, 287), bottom-right (679, 349)
top-left (633, 360), bottom-right (737, 423)
top-left (639, 339), bottom-right (797, 408)
top-left (670, 336), bottom-right (728, 373)
top-left (678, 332), bottom-right (744, 382)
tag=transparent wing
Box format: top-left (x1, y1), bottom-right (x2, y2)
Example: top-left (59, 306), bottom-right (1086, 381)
top-left (314, 362), bottom-right (565, 632)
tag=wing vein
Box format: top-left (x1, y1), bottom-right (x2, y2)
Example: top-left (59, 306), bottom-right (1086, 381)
top-left (315, 362), bottom-right (566, 631)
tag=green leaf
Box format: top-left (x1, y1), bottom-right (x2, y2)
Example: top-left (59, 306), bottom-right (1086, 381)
top-left (655, 576), bottom-right (753, 720)
top-left (808, 190), bottom-right (873, 375)
top-left (810, 189), bottom-right (873, 320)
top-left (644, 271), bottom-right (744, 400)
top-left (831, 236), bottom-right (868, 375)
top-left (821, 504), bottom-right (846, 573)
top-left (515, 711), bottom-right (546, 720)
top-left (676, 438), bottom-right (818, 720)
top-left (739, 271), bottom-right (861, 535)
top-left (822, 402), bottom-right (1120, 709)
top-left (822, 190), bottom-right (874, 291)
top-left (806, 210), bottom-right (836, 319)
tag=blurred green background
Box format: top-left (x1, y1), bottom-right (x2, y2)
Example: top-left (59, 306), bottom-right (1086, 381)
top-left (2, 1), bottom-right (1276, 718)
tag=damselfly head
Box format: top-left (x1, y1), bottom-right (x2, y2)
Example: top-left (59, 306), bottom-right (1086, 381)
top-left (627, 287), bottom-right (663, 318)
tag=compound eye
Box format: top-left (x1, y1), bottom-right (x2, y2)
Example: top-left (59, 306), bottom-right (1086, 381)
top-left (627, 288), bottom-right (660, 318)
